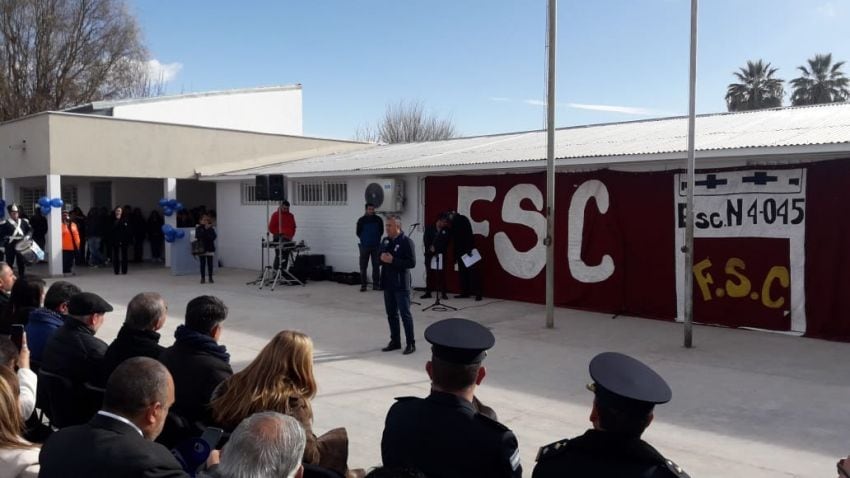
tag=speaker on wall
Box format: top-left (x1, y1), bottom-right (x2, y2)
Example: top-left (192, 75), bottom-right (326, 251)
top-left (255, 175), bottom-right (269, 201)
top-left (269, 174), bottom-right (286, 201)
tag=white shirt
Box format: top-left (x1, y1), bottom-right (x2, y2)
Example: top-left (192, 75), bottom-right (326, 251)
top-left (16, 368), bottom-right (36, 420)
top-left (97, 411), bottom-right (143, 437)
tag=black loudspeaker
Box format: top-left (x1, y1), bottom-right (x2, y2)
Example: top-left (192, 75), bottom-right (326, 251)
top-left (269, 174), bottom-right (286, 201)
top-left (255, 175), bottom-right (269, 201)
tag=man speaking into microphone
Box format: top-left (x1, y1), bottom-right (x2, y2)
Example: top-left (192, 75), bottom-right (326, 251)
top-left (379, 215), bottom-right (417, 355)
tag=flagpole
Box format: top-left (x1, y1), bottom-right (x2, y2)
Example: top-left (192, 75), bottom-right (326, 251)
top-left (683, 0), bottom-right (699, 348)
top-left (545, 0), bottom-right (557, 329)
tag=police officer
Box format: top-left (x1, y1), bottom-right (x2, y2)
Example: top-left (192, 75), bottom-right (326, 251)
top-left (381, 318), bottom-right (522, 478)
top-left (0, 204), bottom-right (32, 276)
top-left (532, 352), bottom-right (689, 478)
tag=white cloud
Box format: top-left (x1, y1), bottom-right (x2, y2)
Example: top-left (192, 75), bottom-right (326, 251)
top-left (523, 99), bottom-right (547, 106)
top-left (816, 2), bottom-right (837, 17)
top-left (145, 59), bottom-right (183, 82)
top-left (489, 96), bottom-right (511, 102)
top-left (568, 103), bottom-right (659, 115)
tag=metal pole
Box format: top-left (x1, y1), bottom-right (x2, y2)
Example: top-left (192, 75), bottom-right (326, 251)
top-left (545, 0), bottom-right (557, 328)
top-left (683, 0), bottom-right (699, 348)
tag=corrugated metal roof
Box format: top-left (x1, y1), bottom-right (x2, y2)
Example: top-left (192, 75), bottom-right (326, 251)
top-left (206, 102), bottom-right (850, 178)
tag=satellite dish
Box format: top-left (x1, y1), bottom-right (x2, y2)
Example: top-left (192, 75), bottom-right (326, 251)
top-left (365, 182), bottom-right (385, 208)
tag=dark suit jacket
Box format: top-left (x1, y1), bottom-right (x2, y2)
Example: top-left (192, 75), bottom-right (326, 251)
top-left (160, 340), bottom-right (232, 427)
top-left (100, 325), bottom-right (165, 386)
top-left (379, 233), bottom-right (415, 291)
top-left (39, 413), bottom-right (188, 477)
top-left (381, 391), bottom-right (522, 478)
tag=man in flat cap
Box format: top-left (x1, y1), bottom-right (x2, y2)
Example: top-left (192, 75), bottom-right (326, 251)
top-left (41, 291), bottom-right (114, 426)
top-left (532, 352), bottom-right (688, 478)
top-left (0, 204), bottom-right (32, 276)
top-left (381, 318), bottom-right (522, 478)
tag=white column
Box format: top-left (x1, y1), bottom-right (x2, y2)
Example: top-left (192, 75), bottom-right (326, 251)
top-left (46, 175), bottom-right (63, 277)
top-left (0, 177), bottom-right (8, 202)
top-left (163, 178), bottom-right (177, 267)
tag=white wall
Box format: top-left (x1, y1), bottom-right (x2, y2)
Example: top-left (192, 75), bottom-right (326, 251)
top-left (111, 88), bottom-right (303, 136)
top-left (214, 174), bottom-right (428, 286)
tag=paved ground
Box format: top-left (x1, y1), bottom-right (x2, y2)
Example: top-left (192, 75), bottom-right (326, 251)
top-left (32, 263), bottom-right (850, 477)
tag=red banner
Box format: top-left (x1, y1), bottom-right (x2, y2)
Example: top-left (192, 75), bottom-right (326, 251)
top-left (424, 170), bottom-right (677, 320)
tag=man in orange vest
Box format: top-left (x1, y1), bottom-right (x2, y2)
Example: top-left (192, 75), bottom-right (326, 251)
top-left (61, 209), bottom-right (81, 276)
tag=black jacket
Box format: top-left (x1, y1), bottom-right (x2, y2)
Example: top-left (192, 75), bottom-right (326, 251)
top-left (42, 318), bottom-right (107, 386)
top-left (195, 226), bottom-right (217, 253)
top-left (111, 217), bottom-right (134, 245)
top-left (379, 233), bottom-right (415, 291)
top-left (159, 327), bottom-right (232, 427)
top-left (0, 218), bottom-right (32, 245)
top-left (100, 326), bottom-right (165, 386)
top-left (423, 224), bottom-right (450, 258)
top-left (39, 413), bottom-right (188, 477)
top-left (41, 318), bottom-right (108, 426)
top-left (381, 391), bottom-right (522, 478)
top-left (451, 214), bottom-right (474, 255)
top-left (532, 430), bottom-right (689, 478)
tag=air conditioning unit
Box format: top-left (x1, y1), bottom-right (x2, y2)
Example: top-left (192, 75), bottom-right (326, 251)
top-left (364, 178), bottom-right (404, 212)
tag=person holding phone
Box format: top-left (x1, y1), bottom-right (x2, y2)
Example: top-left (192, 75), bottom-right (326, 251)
top-left (7, 327), bottom-right (36, 421)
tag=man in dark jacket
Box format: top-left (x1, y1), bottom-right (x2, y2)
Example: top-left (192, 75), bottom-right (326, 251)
top-left (422, 214), bottom-right (450, 300)
top-left (448, 211), bottom-right (481, 301)
top-left (532, 352), bottom-right (689, 478)
top-left (379, 215), bottom-right (416, 355)
top-left (381, 319), bottom-right (522, 478)
top-left (100, 292), bottom-right (167, 385)
top-left (41, 291), bottom-right (113, 426)
top-left (0, 261), bottom-right (14, 311)
top-left (159, 295), bottom-right (232, 444)
top-left (26, 280), bottom-right (81, 366)
top-left (0, 204), bottom-right (32, 276)
top-left (40, 357), bottom-right (189, 477)
top-left (356, 203), bottom-right (384, 291)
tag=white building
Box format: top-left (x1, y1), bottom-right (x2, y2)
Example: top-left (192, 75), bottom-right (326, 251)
top-left (201, 103), bottom-right (850, 341)
top-left (0, 86), bottom-right (370, 275)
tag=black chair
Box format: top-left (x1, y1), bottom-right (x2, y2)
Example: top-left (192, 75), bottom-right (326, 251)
top-left (39, 369), bottom-right (97, 429)
top-left (83, 382), bottom-right (106, 412)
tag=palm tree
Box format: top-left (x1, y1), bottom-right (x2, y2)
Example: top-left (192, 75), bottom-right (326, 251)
top-left (790, 53), bottom-right (850, 105)
top-left (725, 60), bottom-right (785, 111)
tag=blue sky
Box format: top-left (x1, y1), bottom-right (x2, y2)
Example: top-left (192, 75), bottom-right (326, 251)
top-left (131, 0), bottom-right (850, 140)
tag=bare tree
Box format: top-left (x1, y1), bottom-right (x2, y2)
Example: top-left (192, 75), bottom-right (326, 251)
top-left (0, 0), bottom-right (155, 121)
top-left (355, 100), bottom-right (458, 143)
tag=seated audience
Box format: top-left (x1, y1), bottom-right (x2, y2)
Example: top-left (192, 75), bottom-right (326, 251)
top-left (160, 295), bottom-right (232, 442)
top-left (40, 292), bottom-right (113, 426)
top-left (0, 366), bottom-right (39, 477)
top-left (203, 411), bottom-right (306, 478)
top-left (0, 262), bottom-right (14, 310)
top-left (25, 281), bottom-right (81, 365)
top-left (364, 467), bottom-right (427, 478)
top-left (0, 276), bottom-right (45, 335)
top-left (211, 330), bottom-right (351, 476)
top-left (39, 357), bottom-right (188, 477)
top-left (0, 336), bottom-right (36, 420)
top-left (532, 352), bottom-right (688, 478)
top-left (100, 292), bottom-right (167, 385)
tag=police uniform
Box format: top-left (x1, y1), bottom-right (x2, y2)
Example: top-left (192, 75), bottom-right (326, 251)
top-left (532, 352), bottom-right (689, 478)
top-left (381, 319), bottom-right (522, 478)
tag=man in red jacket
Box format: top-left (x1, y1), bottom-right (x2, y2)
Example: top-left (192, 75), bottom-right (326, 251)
top-left (268, 201), bottom-right (296, 270)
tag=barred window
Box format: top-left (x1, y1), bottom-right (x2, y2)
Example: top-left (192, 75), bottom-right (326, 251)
top-left (241, 182), bottom-right (264, 205)
top-left (293, 180), bottom-right (347, 206)
top-left (19, 186), bottom-right (78, 215)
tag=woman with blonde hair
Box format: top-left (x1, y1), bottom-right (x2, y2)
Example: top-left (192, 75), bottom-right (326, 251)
top-left (211, 330), bottom-right (353, 476)
top-left (0, 366), bottom-right (38, 477)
